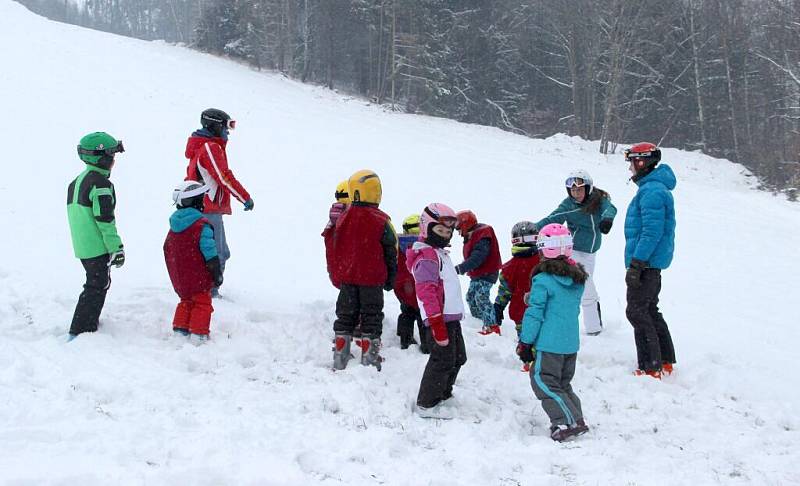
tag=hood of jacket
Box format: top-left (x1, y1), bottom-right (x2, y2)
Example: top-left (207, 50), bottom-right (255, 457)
top-left (533, 258), bottom-right (588, 286)
top-left (636, 164), bottom-right (676, 191)
top-left (169, 207), bottom-right (205, 233)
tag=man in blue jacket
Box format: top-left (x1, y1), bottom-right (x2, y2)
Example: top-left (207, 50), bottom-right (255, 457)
top-left (623, 142), bottom-right (676, 378)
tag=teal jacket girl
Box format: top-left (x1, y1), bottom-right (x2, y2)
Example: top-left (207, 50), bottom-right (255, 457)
top-left (535, 192), bottom-right (617, 254)
top-left (519, 259), bottom-right (588, 354)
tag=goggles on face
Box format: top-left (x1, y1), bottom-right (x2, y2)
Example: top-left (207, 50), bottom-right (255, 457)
top-left (77, 141), bottom-right (125, 158)
top-left (536, 234), bottom-right (573, 250)
top-left (226, 119), bottom-right (236, 130)
top-left (424, 207), bottom-right (457, 228)
top-left (565, 177), bottom-right (586, 188)
top-left (511, 234), bottom-right (537, 246)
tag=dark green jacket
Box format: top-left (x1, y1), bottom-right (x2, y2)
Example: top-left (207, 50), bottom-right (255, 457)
top-left (67, 166), bottom-right (123, 259)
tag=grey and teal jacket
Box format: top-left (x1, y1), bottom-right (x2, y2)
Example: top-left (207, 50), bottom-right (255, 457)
top-left (534, 193), bottom-right (617, 254)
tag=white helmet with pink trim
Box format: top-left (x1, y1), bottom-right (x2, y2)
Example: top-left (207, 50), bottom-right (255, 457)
top-left (419, 203), bottom-right (457, 238)
top-left (537, 223), bottom-right (573, 259)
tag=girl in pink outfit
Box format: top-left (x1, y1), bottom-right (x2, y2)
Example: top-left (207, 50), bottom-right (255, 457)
top-left (406, 203), bottom-right (466, 416)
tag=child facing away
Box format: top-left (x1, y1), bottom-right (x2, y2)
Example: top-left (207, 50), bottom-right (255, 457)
top-left (323, 180), bottom-right (350, 289)
top-left (407, 203), bottom-right (467, 418)
top-left (453, 210), bottom-right (503, 335)
top-left (330, 170), bottom-right (398, 371)
top-left (494, 221), bottom-right (541, 339)
top-left (516, 223), bottom-right (590, 441)
top-left (163, 181), bottom-right (224, 343)
top-left (393, 214), bottom-right (428, 353)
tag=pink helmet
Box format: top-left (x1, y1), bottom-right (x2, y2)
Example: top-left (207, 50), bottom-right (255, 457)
top-left (419, 203), bottom-right (457, 238)
top-left (537, 223), bottom-right (573, 258)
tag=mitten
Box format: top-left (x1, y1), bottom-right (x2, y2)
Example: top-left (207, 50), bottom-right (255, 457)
top-left (428, 314), bottom-right (449, 347)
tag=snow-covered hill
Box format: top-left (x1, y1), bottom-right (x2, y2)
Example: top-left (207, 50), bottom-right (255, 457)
top-left (1, 1), bottom-right (799, 483)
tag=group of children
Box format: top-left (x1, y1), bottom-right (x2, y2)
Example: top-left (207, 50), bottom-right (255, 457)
top-left (321, 167), bottom-right (624, 441)
top-left (68, 119), bottom-right (674, 443)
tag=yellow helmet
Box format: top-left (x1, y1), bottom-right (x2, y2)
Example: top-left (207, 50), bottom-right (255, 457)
top-left (348, 169), bottom-right (382, 205)
top-left (334, 180), bottom-right (350, 204)
top-left (402, 214), bottom-right (420, 235)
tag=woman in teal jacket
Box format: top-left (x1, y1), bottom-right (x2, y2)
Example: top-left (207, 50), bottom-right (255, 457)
top-left (534, 170), bottom-right (616, 335)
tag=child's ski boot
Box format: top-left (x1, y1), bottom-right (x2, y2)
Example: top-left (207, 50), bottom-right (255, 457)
top-left (360, 336), bottom-right (383, 371)
top-left (399, 333), bottom-right (417, 350)
top-left (633, 369), bottom-right (662, 380)
top-left (333, 333), bottom-right (353, 370)
top-left (478, 325), bottom-right (501, 336)
top-left (662, 362), bottom-right (674, 376)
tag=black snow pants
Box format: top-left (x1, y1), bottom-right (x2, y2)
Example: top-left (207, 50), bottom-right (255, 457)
top-left (397, 303), bottom-right (427, 351)
top-left (333, 284), bottom-right (384, 338)
top-left (416, 321), bottom-right (467, 408)
top-left (70, 254), bottom-right (111, 335)
top-left (626, 268), bottom-right (675, 372)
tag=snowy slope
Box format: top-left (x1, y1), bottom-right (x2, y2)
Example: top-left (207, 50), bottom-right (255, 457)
top-left (1, 1), bottom-right (799, 484)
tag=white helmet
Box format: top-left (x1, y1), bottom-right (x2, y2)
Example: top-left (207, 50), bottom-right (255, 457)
top-left (565, 169), bottom-right (593, 196)
top-left (172, 180), bottom-right (209, 209)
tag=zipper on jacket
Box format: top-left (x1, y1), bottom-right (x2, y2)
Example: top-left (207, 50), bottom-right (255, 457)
top-left (590, 214), bottom-right (597, 252)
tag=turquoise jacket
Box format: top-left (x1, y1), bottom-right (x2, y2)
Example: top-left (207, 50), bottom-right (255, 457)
top-left (624, 164), bottom-right (676, 269)
top-left (168, 208), bottom-right (218, 261)
top-left (519, 271), bottom-right (584, 354)
top-left (535, 194), bottom-right (617, 253)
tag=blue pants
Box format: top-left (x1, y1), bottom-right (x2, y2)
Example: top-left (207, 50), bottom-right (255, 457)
top-left (204, 213), bottom-right (231, 287)
top-left (466, 279), bottom-right (495, 327)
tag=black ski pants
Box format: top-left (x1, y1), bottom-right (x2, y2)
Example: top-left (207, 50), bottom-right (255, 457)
top-left (70, 254), bottom-right (111, 335)
top-left (417, 321), bottom-right (467, 408)
top-left (397, 303), bottom-right (426, 348)
top-left (626, 268), bottom-right (675, 371)
top-left (333, 284), bottom-right (384, 338)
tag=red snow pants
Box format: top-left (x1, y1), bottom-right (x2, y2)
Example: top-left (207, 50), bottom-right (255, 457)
top-left (172, 291), bottom-right (213, 335)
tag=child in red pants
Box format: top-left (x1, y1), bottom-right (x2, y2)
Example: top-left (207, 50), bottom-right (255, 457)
top-left (164, 181), bottom-right (223, 341)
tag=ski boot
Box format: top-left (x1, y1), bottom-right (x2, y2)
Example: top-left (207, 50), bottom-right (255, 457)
top-left (332, 333), bottom-right (353, 370)
top-left (173, 328), bottom-right (190, 337)
top-left (360, 336), bottom-right (383, 371)
top-left (633, 369), bottom-right (662, 380)
top-left (478, 324), bottom-right (501, 336)
top-left (399, 333), bottom-right (417, 350)
top-left (662, 362), bottom-right (674, 376)
top-left (189, 333), bottom-right (209, 345)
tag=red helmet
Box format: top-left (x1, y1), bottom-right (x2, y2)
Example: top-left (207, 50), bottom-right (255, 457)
top-left (455, 210), bottom-right (478, 237)
top-left (624, 142), bottom-right (661, 172)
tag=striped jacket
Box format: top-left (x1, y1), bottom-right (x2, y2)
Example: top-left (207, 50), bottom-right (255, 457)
top-left (185, 131), bottom-right (251, 215)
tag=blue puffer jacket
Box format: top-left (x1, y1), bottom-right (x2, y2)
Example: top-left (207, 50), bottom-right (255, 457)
top-left (519, 261), bottom-right (585, 354)
top-left (624, 164), bottom-right (677, 269)
top-left (535, 194), bottom-right (617, 253)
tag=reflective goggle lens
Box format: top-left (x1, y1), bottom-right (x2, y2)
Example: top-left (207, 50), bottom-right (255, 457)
top-left (565, 177), bottom-right (586, 188)
top-left (227, 119), bottom-right (236, 130)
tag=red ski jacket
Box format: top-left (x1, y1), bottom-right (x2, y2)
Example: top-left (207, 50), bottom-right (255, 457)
top-left (332, 204), bottom-right (396, 287)
top-left (463, 224), bottom-right (502, 278)
top-left (164, 219), bottom-right (214, 299)
top-left (185, 135), bottom-right (250, 215)
top-left (500, 254), bottom-right (540, 323)
top-left (393, 249), bottom-right (419, 309)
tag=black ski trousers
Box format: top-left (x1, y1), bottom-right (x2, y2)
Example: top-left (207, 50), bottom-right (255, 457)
top-left (70, 254), bottom-right (111, 335)
top-left (333, 284), bottom-right (384, 338)
top-left (397, 303), bottom-right (427, 350)
top-left (417, 321), bottom-right (467, 408)
top-left (626, 268), bottom-right (675, 371)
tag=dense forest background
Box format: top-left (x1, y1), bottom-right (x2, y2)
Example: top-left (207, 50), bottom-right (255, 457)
top-left (18, 0), bottom-right (800, 196)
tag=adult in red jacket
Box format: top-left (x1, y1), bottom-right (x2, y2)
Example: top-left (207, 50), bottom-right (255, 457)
top-left (454, 210), bottom-right (502, 335)
top-left (185, 108), bottom-right (254, 297)
top-left (331, 170), bottom-right (397, 371)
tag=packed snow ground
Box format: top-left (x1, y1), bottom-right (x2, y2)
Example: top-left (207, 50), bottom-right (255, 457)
top-left (1, 1), bottom-right (799, 484)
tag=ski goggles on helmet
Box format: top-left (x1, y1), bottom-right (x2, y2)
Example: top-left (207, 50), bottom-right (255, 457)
top-left (77, 141), bottom-right (125, 157)
top-left (424, 206), bottom-right (457, 228)
top-left (511, 234), bottom-right (538, 246)
top-left (536, 234), bottom-right (573, 251)
top-left (402, 221), bottom-right (420, 233)
top-left (565, 177), bottom-right (587, 188)
top-left (226, 119), bottom-right (236, 130)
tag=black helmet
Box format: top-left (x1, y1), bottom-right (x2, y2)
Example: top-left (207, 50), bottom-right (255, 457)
top-left (172, 180), bottom-right (209, 210)
top-left (200, 108), bottom-right (235, 137)
top-left (511, 221), bottom-right (538, 247)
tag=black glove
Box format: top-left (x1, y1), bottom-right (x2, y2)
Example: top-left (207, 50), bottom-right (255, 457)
top-left (206, 257), bottom-right (224, 287)
top-left (494, 303), bottom-right (504, 326)
top-left (108, 248), bottom-right (125, 268)
top-left (625, 258), bottom-right (646, 289)
top-left (455, 264), bottom-right (465, 275)
top-left (516, 342), bottom-right (535, 363)
top-left (598, 219), bottom-right (613, 234)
